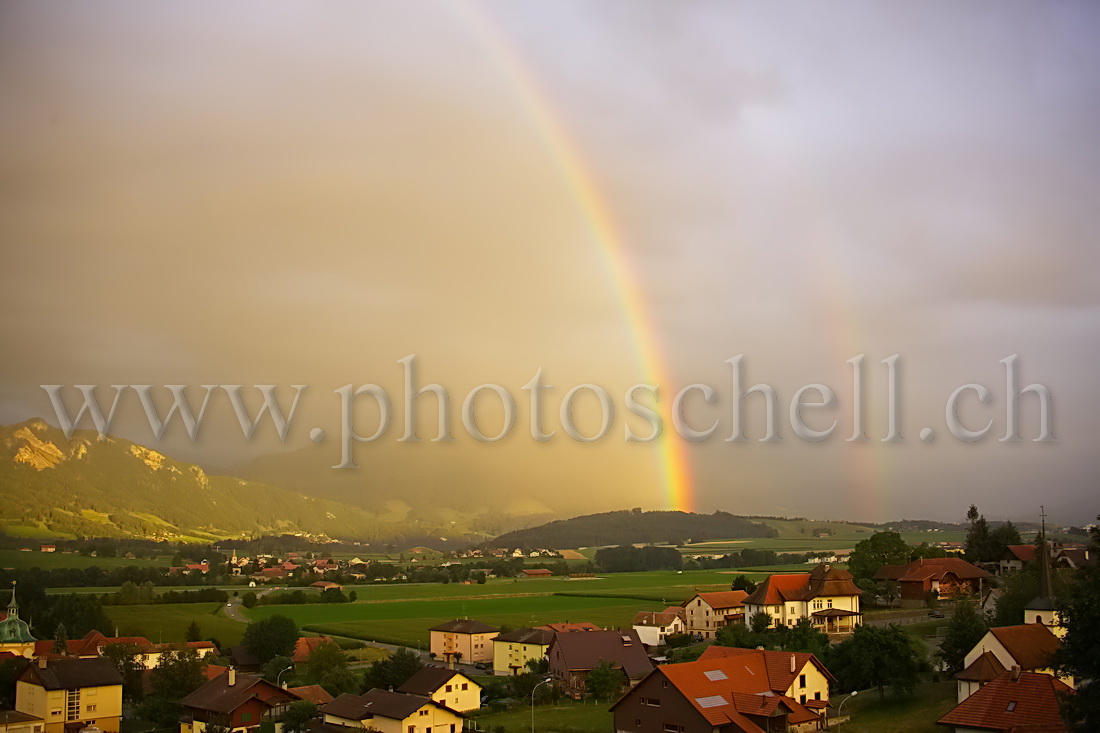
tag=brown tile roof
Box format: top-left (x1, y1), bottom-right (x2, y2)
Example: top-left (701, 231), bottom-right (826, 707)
top-left (549, 630), bottom-right (653, 679)
top-left (493, 628), bottom-right (555, 645)
top-left (537, 622), bottom-right (601, 633)
top-left (937, 670), bottom-right (1071, 731)
top-left (288, 685), bottom-right (334, 705)
top-left (321, 689), bottom-right (456, 721)
top-left (521, 568), bottom-right (552, 576)
top-left (873, 557), bottom-right (991, 583)
top-left (1004, 545), bottom-right (1037, 563)
top-left (956, 651), bottom-right (1007, 682)
top-left (987, 624), bottom-right (1060, 671)
top-left (18, 657), bottom-right (123, 690)
top-left (181, 671), bottom-right (296, 714)
top-left (633, 611), bottom-right (682, 628)
top-left (429, 619), bottom-right (499, 634)
top-left (694, 591), bottom-right (749, 610)
top-left (396, 666), bottom-right (473, 696)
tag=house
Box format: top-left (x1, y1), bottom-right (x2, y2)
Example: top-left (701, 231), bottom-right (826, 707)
top-left (742, 565), bottom-right (863, 632)
top-left (547, 630), bottom-right (653, 697)
top-left (179, 668), bottom-right (298, 733)
top-left (998, 545), bottom-right (1036, 575)
top-left (1052, 545), bottom-right (1095, 570)
top-left (310, 581), bottom-right (343, 592)
top-left (286, 685), bottom-right (333, 706)
top-left (960, 624), bottom-right (1070, 693)
top-left (260, 567), bottom-right (287, 581)
top-left (698, 646), bottom-right (834, 713)
top-left (610, 647), bottom-right (832, 733)
top-left (30, 630), bottom-right (217, 668)
top-left (632, 611), bottom-right (686, 648)
top-left (536, 622), bottom-right (601, 633)
top-left (980, 588), bottom-right (1003, 619)
top-left (39, 546), bottom-right (55, 554)
top-left (396, 666), bottom-right (481, 713)
top-left (682, 591), bottom-right (747, 640)
top-left (937, 669), bottom-right (1072, 732)
top-left (16, 657), bottom-right (123, 733)
top-left (0, 709), bottom-right (42, 733)
top-left (293, 636), bottom-right (335, 663)
top-left (319, 689), bottom-right (463, 733)
top-left (873, 558), bottom-right (991, 606)
top-left (520, 568), bottom-right (552, 578)
top-left (428, 620), bottom-right (498, 664)
top-left (491, 628), bottom-right (554, 676)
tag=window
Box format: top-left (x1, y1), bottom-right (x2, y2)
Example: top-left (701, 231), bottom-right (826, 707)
top-left (815, 692), bottom-right (821, 701)
top-left (827, 599), bottom-right (833, 608)
top-left (641, 697), bottom-right (661, 707)
top-left (461, 683), bottom-right (468, 691)
top-left (663, 725), bottom-right (685, 733)
top-left (419, 709), bottom-right (429, 716)
top-left (662, 681), bottom-right (669, 689)
top-left (1006, 701), bottom-right (1017, 712)
top-left (241, 713), bottom-right (251, 723)
top-left (445, 685), bottom-right (452, 692)
top-left (800, 694), bottom-right (807, 704)
top-left (800, 674), bottom-right (806, 688)
top-left (86, 705), bottom-right (97, 713)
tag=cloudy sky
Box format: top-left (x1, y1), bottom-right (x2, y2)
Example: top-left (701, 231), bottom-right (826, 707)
top-left (1, 1), bottom-right (1097, 523)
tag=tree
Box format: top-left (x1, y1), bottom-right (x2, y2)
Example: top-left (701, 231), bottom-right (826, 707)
top-left (363, 647), bottom-right (423, 691)
top-left (749, 611), bottom-right (773, 634)
top-left (965, 505), bottom-right (993, 563)
top-left (586, 660), bottom-right (625, 700)
top-left (828, 624), bottom-right (930, 701)
top-left (185, 620), bottom-right (202, 643)
top-left (282, 701), bottom-right (318, 733)
top-left (937, 602), bottom-right (987, 676)
top-left (102, 642), bottom-right (147, 701)
top-left (730, 575), bottom-right (756, 593)
top-left (262, 655), bottom-right (294, 686)
top-left (42, 594), bottom-right (112, 639)
top-left (242, 591), bottom-right (258, 609)
top-left (988, 521), bottom-right (1022, 561)
top-left (875, 580), bottom-right (901, 608)
top-left (348, 590), bottom-right (358, 602)
top-left (242, 614), bottom-right (299, 665)
top-left (848, 532), bottom-right (911, 581)
top-left (141, 648), bottom-right (206, 728)
top-left (784, 617), bottom-right (829, 656)
top-left (52, 622), bottom-right (68, 655)
top-left (1054, 516), bottom-right (1100, 731)
top-left (301, 641), bottom-right (350, 689)
top-left (0, 657), bottom-right (28, 708)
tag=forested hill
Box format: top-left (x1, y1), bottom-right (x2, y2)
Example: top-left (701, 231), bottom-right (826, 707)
top-left (488, 509), bottom-right (777, 549)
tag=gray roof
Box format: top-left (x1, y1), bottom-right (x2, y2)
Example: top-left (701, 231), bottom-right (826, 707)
top-left (493, 628), bottom-right (555, 645)
top-left (428, 619), bottom-right (499, 634)
top-left (396, 666), bottom-right (466, 696)
top-left (19, 658), bottom-right (123, 690)
top-left (321, 689), bottom-right (458, 721)
top-left (180, 672), bottom-right (294, 714)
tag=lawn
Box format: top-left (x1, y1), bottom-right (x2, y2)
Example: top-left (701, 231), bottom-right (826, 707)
top-left (472, 698), bottom-right (612, 732)
top-left (0, 549), bottom-right (170, 570)
top-left (252, 594), bottom-right (667, 648)
top-left (104, 602), bottom-right (245, 647)
top-left (840, 680), bottom-right (957, 733)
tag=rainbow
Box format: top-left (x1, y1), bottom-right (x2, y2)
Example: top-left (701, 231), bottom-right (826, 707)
top-left (451, 1), bottom-right (695, 513)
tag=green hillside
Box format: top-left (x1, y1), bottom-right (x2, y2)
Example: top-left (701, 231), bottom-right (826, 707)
top-left (0, 419), bottom-right (412, 542)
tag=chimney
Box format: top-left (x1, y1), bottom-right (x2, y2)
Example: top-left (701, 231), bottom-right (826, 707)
top-left (790, 655), bottom-right (796, 673)
top-left (37, 657), bottom-right (47, 669)
top-left (1011, 665), bottom-right (1022, 681)
top-left (228, 668), bottom-right (236, 686)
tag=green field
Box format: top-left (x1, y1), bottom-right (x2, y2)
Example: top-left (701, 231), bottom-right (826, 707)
top-left (681, 528), bottom-right (964, 556)
top-left (0, 549), bottom-right (170, 570)
top-left (252, 593), bottom-right (667, 648)
top-left (473, 699), bottom-right (611, 731)
top-left (104, 603), bottom-right (245, 646)
top-left (841, 679), bottom-right (956, 732)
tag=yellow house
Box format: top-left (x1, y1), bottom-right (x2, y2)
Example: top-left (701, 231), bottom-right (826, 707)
top-left (682, 591), bottom-right (747, 640)
top-left (957, 623), bottom-right (1071, 703)
top-left (396, 666), bottom-right (481, 713)
top-left (320, 689), bottom-right (464, 733)
top-left (742, 565), bottom-right (863, 633)
top-left (428, 620), bottom-right (498, 665)
top-left (490, 628), bottom-right (553, 676)
top-left (16, 658), bottom-right (123, 733)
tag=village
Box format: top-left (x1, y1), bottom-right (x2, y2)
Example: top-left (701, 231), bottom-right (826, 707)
top-left (0, 517), bottom-right (1094, 733)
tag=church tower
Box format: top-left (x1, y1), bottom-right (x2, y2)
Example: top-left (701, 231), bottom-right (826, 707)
top-left (1024, 506), bottom-right (1064, 637)
top-left (0, 581), bottom-right (37, 657)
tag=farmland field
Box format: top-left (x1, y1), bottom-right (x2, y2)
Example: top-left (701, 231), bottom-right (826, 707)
top-left (104, 602), bottom-right (245, 646)
top-left (251, 594), bottom-right (668, 648)
top-left (0, 549), bottom-right (170, 570)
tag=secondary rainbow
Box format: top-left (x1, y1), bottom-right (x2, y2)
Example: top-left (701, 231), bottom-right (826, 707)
top-left (452, 1), bottom-right (695, 513)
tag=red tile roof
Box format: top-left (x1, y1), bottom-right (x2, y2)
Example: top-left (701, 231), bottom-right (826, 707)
top-left (956, 651), bottom-right (1007, 683)
top-left (288, 684), bottom-right (335, 705)
top-left (937, 670), bottom-right (1071, 732)
top-left (743, 574), bottom-right (812, 605)
top-left (293, 636), bottom-right (335, 663)
top-left (615, 653), bottom-right (824, 729)
top-left (1004, 545), bottom-right (1037, 563)
top-left (698, 646), bottom-right (836, 690)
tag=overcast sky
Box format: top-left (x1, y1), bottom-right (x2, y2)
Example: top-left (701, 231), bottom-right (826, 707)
top-left (1, 1), bottom-right (1097, 524)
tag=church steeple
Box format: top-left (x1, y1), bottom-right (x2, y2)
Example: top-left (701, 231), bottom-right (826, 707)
top-left (7, 581), bottom-right (17, 616)
top-left (0, 580), bottom-right (36, 646)
top-left (1025, 506), bottom-right (1061, 635)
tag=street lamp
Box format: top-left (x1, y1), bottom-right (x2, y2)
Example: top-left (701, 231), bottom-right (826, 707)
top-left (836, 690), bottom-right (858, 731)
top-left (276, 665), bottom-right (293, 689)
top-left (530, 677), bottom-right (552, 733)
